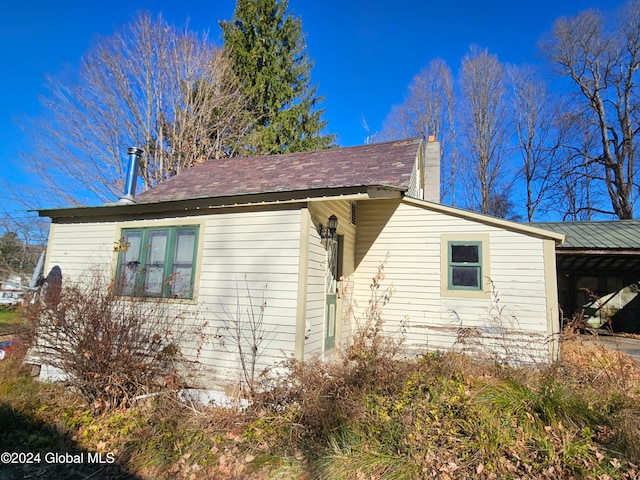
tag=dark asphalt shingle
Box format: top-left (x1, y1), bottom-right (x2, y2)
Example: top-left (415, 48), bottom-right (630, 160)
top-left (134, 139), bottom-right (422, 203)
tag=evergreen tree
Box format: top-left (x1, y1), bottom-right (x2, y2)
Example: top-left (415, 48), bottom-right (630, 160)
top-left (221, 0), bottom-right (335, 154)
top-left (0, 231), bottom-right (26, 279)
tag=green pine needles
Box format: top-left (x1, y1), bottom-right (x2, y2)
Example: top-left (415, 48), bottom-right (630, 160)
top-left (221, 0), bottom-right (335, 155)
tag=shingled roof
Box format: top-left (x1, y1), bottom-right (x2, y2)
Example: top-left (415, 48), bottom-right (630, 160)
top-left (134, 138), bottom-right (422, 204)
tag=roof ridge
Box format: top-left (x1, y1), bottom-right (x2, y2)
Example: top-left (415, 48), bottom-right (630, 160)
top-left (225, 137), bottom-right (423, 161)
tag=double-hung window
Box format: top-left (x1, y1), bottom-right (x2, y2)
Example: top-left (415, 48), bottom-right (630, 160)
top-left (441, 234), bottom-right (490, 298)
top-left (115, 226), bottom-right (198, 299)
top-left (448, 241), bottom-right (482, 290)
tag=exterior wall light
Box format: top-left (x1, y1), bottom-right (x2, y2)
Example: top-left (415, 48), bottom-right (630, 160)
top-left (319, 214), bottom-right (339, 239)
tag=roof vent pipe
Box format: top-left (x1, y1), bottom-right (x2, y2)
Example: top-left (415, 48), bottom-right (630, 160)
top-left (118, 147), bottom-right (143, 205)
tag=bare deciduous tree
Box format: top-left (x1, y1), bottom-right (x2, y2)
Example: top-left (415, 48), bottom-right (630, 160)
top-left (508, 65), bottom-right (567, 221)
top-left (459, 47), bottom-right (511, 216)
top-left (555, 110), bottom-right (615, 220)
top-left (22, 12), bottom-right (253, 206)
top-left (381, 59), bottom-right (457, 204)
top-left (541, 2), bottom-right (640, 219)
top-left (385, 58), bottom-right (453, 142)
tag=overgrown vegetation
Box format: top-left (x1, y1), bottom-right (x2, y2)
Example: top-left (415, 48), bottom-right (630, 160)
top-left (3, 269), bottom-right (640, 478)
top-left (246, 335), bottom-right (640, 479)
top-left (24, 272), bottom-right (202, 410)
top-left (2, 329), bottom-right (640, 478)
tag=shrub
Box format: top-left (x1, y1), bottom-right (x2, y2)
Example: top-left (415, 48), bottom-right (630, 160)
top-left (26, 271), bottom-right (197, 409)
top-left (252, 255), bottom-right (407, 448)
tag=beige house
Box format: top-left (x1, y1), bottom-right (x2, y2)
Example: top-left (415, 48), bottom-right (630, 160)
top-left (37, 139), bottom-right (564, 389)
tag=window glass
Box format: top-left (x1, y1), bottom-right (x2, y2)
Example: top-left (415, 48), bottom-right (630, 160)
top-left (119, 231), bottom-right (142, 295)
top-left (147, 231), bottom-right (167, 263)
top-left (171, 266), bottom-right (193, 298)
top-left (174, 229), bottom-right (195, 263)
top-left (451, 244), bottom-right (479, 263)
top-left (116, 226), bottom-right (198, 299)
top-left (144, 231), bottom-right (167, 296)
top-left (452, 266), bottom-right (479, 288)
top-left (123, 232), bottom-right (141, 263)
top-left (448, 241), bottom-right (482, 290)
top-left (171, 229), bottom-right (196, 298)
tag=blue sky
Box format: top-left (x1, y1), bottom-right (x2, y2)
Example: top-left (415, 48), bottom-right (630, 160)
top-left (0, 0), bottom-right (627, 216)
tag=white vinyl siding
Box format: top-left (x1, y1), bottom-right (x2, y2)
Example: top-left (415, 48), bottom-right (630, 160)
top-left (44, 222), bottom-right (118, 278)
top-left (353, 198), bottom-right (555, 363)
top-left (45, 208), bottom-right (304, 390)
top-left (194, 209), bottom-right (302, 386)
top-left (309, 200), bottom-right (356, 277)
top-left (304, 217), bottom-right (327, 357)
top-left (41, 194), bottom-right (559, 388)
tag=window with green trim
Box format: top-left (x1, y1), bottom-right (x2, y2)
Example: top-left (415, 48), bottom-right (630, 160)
top-left (115, 226), bottom-right (198, 299)
top-left (448, 241), bottom-right (482, 290)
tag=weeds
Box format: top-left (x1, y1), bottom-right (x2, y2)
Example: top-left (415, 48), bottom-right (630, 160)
top-left (247, 321), bottom-right (640, 479)
top-left (252, 255), bottom-right (406, 450)
top-left (452, 280), bottom-right (551, 365)
top-left (3, 258), bottom-right (640, 478)
top-left (346, 253), bottom-right (402, 364)
top-left (3, 323), bottom-right (640, 478)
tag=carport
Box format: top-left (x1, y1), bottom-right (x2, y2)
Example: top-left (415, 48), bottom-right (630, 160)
top-left (535, 221), bottom-right (640, 333)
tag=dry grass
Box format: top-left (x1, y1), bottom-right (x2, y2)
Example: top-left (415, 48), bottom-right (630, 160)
top-left (4, 317), bottom-right (640, 479)
top-left (561, 335), bottom-right (640, 395)
top-left (560, 334), bottom-right (640, 465)
top-left (244, 333), bottom-right (640, 479)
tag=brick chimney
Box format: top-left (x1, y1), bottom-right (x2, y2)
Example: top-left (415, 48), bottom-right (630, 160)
top-left (423, 136), bottom-right (440, 203)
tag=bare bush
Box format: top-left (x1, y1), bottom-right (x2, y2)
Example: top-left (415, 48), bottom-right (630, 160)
top-left (27, 271), bottom-right (199, 409)
top-left (218, 277), bottom-right (273, 400)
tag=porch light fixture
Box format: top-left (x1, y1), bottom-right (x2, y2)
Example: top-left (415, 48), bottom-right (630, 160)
top-left (319, 214), bottom-right (339, 239)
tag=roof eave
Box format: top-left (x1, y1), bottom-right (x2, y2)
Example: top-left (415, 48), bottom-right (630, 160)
top-left (556, 248), bottom-right (640, 255)
top-left (38, 185), bottom-right (404, 221)
top-left (403, 197), bottom-right (566, 243)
